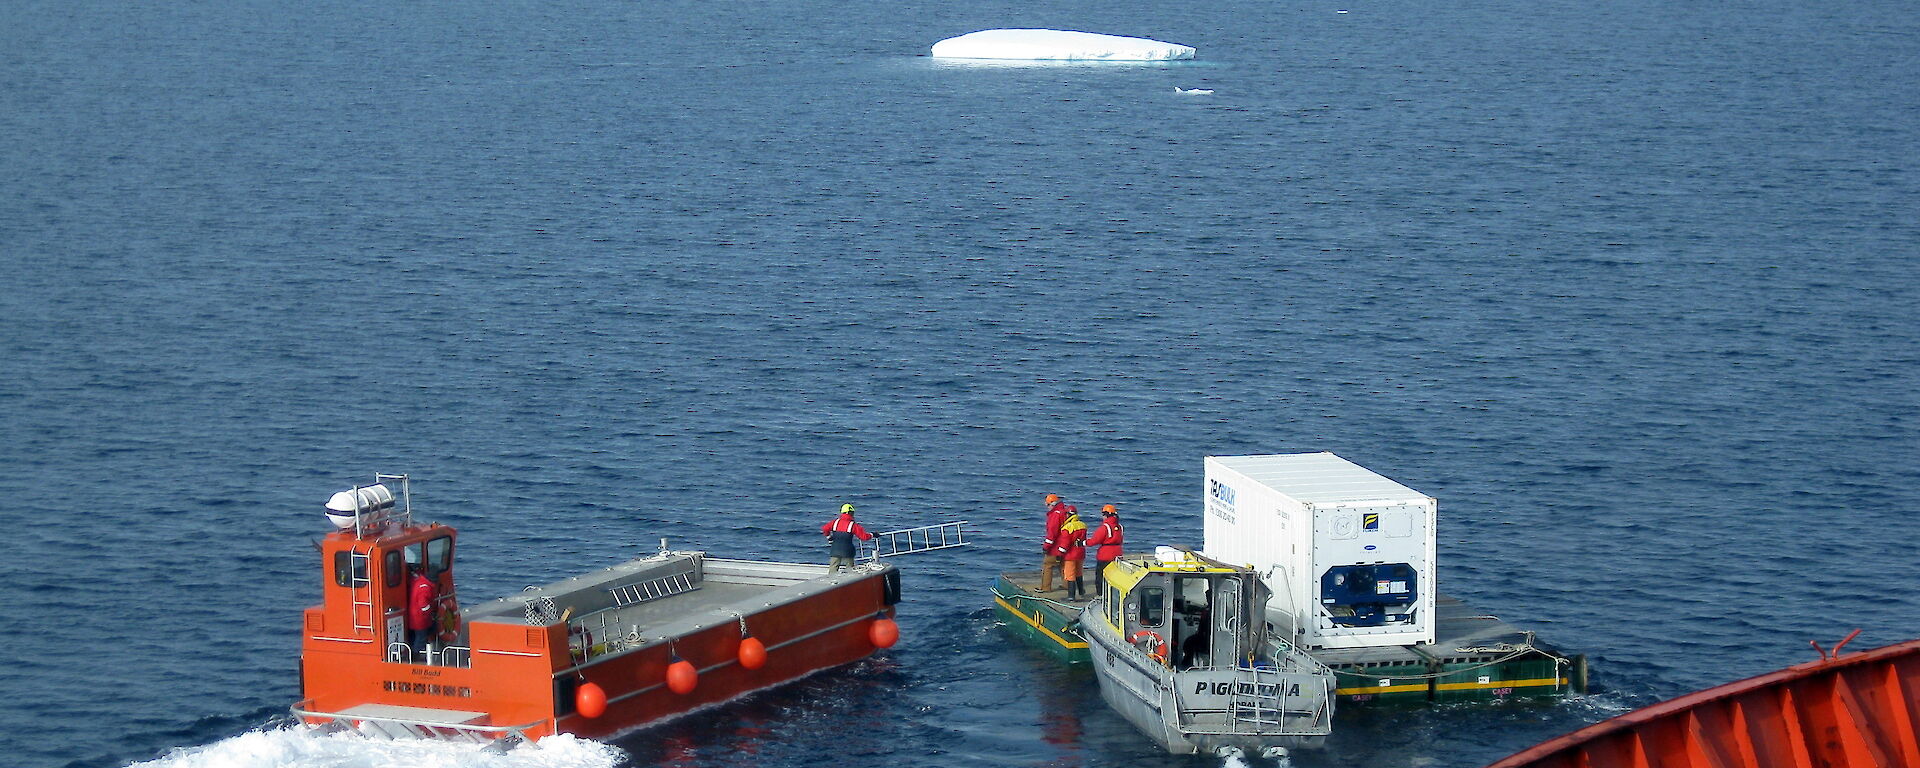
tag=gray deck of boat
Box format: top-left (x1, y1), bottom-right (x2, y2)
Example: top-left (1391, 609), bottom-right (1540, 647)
top-left (464, 553), bottom-right (849, 630)
top-left (577, 579), bottom-right (773, 631)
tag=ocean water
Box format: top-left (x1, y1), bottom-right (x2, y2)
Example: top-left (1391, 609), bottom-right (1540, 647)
top-left (2, 0), bottom-right (1917, 766)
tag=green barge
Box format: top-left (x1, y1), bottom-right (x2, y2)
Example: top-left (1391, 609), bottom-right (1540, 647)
top-left (992, 571), bottom-right (1090, 664)
top-left (993, 572), bottom-right (1585, 704)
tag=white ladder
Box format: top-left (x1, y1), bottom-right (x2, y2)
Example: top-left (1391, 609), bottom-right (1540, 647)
top-left (608, 570), bottom-right (699, 607)
top-left (864, 521), bottom-right (969, 561)
top-left (350, 550), bottom-right (374, 632)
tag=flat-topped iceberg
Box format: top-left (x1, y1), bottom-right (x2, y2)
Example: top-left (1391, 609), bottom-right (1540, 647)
top-left (930, 29), bottom-right (1196, 61)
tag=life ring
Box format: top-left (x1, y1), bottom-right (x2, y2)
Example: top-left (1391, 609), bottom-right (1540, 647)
top-left (1129, 630), bottom-right (1167, 663)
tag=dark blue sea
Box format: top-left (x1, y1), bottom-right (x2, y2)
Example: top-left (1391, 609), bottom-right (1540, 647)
top-left (3, 0), bottom-right (1917, 766)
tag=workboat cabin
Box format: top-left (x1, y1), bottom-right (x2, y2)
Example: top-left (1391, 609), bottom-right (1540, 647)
top-left (295, 475), bottom-right (903, 743)
top-left (1080, 548), bottom-right (1335, 756)
top-left (1102, 553), bottom-right (1256, 670)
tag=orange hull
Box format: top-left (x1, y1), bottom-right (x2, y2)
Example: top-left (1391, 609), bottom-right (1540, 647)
top-left (295, 520), bottom-right (899, 742)
top-left (1486, 636), bottom-right (1920, 768)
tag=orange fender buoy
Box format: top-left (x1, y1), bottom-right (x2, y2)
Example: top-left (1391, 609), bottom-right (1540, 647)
top-left (575, 681), bottom-right (607, 718)
top-left (869, 616), bottom-right (899, 649)
top-left (666, 658), bottom-right (699, 694)
top-left (738, 636), bottom-right (767, 670)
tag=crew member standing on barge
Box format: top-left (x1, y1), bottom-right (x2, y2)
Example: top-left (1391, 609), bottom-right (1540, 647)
top-left (822, 503), bottom-right (874, 573)
top-left (1054, 506), bottom-right (1089, 600)
top-left (1040, 494), bottom-right (1068, 592)
top-left (1085, 504), bottom-right (1124, 594)
top-left (406, 560), bottom-right (438, 659)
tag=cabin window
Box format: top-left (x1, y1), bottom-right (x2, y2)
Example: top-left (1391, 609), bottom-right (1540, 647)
top-left (1139, 587), bottom-right (1165, 627)
top-left (384, 551), bottom-right (403, 587)
top-left (426, 536), bottom-right (454, 578)
top-left (1106, 586), bottom-right (1122, 626)
top-left (333, 551), bottom-right (366, 587)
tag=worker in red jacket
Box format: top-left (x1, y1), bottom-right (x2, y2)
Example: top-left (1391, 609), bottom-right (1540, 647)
top-left (1084, 504), bottom-right (1125, 595)
top-left (1040, 494), bottom-right (1069, 592)
top-left (822, 503), bottom-right (874, 573)
top-left (406, 561), bottom-right (438, 659)
top-left (1052, 505), bottom-right (1089, 600)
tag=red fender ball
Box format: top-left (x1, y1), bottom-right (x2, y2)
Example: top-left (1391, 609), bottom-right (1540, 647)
top-left (869, 617), bottom-right (899, 649)
top-left (574, 681), bottom-right (607, 719)
top-left (737, 636), bottom-right (768, 670)
top-left (666, 659), bottom-right (699, 695)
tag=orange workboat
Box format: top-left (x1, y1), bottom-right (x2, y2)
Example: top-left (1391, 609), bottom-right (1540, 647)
top-left (1487, 631), bottom-right (1920, 768)
top-left (293, 475), bottom-right (908, 744)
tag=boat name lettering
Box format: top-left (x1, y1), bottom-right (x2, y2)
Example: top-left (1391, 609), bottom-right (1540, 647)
top-left (1190, 680), bottom-right (1301, 697)
top-left (383, 680), bottom-right (474, 698)
top-left (409, 667), bottom-right (443, 678)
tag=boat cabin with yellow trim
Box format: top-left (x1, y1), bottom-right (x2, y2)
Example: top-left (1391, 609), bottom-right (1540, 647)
top-left (1092, 548), bottom-right (1276, 671)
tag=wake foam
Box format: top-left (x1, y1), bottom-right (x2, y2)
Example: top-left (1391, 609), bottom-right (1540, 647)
top-left (129, 727), bottom-right (626, 768)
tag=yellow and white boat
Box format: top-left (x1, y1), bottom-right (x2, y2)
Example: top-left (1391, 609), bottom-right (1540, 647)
top-left (1081, 547), bottom-right (1335, 757)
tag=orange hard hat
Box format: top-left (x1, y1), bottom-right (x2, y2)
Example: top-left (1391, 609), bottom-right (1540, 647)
top-left (1102, 504), bottom-right (1117, 514)
top-left (1045, 493), bottom-right (1059, 504)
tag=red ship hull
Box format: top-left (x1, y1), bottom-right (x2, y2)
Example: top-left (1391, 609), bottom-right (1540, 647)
top-left (1487, 636), bottom-right (1920, 768)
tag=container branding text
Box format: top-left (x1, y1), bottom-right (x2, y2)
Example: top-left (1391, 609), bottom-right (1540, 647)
top-left (1206, 480), bottom-right (1236, 523)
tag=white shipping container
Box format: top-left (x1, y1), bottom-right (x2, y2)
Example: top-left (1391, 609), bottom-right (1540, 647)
top-left (1201, 452), bottom-right (1437, 650)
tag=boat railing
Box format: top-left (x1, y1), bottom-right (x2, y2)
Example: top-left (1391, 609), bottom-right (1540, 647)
top-left (292, 700), bottom-right (541, 745)
top-left (386, 642), bottom-right (474, 669)
top-left (1164, 661), bottom-right (1333, 738)
top-left (1220, 663), bottom-right (1334, 736)
top-left (347, 474), bottom-right (413, 539)
top-left (546, 552), bottom-right (706, 663)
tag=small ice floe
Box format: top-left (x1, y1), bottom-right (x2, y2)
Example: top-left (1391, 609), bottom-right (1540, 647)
top-left (1174, 86), bottom-right (1214, 95)
top-left (931, 29), bottom-right (1195, 60)
top-left (1336, 9), bottom-right (1350, 13)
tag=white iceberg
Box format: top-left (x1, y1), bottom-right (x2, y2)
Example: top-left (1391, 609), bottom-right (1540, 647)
top-left (930, 29), bottom-right (1196, 61)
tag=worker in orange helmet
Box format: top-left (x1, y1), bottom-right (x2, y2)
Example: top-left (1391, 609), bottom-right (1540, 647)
top-left (1052, 505), bottom-right (1089, 600)
top-left (1084, 504), bottom-right (1125, 595)
top-left (1040, 494), bottom-right (1069, 592)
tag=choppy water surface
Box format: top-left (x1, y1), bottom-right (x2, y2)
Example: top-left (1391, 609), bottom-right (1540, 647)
top-left (2, 0), bottom-right (1917, 766)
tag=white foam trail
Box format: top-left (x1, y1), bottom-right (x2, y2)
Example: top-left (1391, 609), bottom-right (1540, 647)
top-left (129, 727), bottom-right (626, 768)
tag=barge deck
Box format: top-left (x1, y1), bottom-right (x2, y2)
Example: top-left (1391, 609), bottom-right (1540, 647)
top-left (1318, 595), bottom-right (1586, 703)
